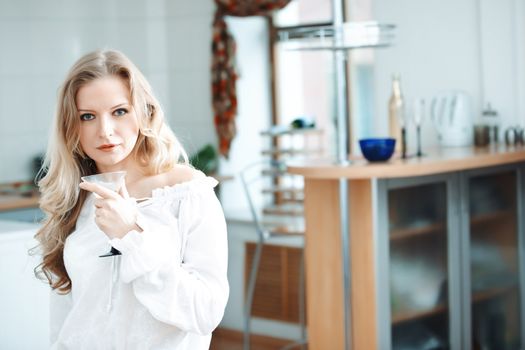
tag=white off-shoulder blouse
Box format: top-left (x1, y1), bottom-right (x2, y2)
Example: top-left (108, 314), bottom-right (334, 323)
top-left (50, 176), bottom-right (229, 350)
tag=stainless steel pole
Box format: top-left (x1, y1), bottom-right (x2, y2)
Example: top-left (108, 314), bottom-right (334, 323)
top-left (332, 0), bottom-right (352, 349)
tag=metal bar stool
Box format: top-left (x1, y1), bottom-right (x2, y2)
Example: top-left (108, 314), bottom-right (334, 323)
top-left (240, 160), bottom-right (308, 350)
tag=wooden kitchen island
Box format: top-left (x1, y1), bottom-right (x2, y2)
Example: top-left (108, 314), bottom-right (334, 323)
top-left (288, 146), bottom-right (525, 350)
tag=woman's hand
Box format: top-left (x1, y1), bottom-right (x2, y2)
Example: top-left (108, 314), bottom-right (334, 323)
top-left (78, 181), bottom-right (142, 239)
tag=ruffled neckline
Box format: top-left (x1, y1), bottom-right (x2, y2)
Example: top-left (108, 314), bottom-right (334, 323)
top-left (150, 176), bottom-right (218, 199)
top-left (80, 176), bottom-right (219, 213)
top-left (75, 176), bottom-right (219, 231)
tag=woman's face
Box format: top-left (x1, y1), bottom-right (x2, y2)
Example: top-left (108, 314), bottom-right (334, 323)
top-left (76, 76), bottom-right (140, 173)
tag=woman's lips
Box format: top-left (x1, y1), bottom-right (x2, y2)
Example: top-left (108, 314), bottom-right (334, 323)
top-left (97, 144), bottom-right (119, 152)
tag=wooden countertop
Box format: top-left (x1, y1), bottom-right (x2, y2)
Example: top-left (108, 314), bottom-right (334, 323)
top-left (0, 173), bottom-right (232, 213)
top-left (0, 181), bottom-right (40, 212)
top-left (287, 145), bottom-right (525, 179)
top-left (0, 194), bottom-right (39, 212)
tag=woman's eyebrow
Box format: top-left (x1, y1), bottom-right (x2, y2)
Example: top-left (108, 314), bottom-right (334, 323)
top-left (77, 102), bottom-right (129, 112)
top-left (111, 102), bottom-right (129, 109)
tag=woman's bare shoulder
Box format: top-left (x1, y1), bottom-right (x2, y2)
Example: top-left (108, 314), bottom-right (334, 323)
top-left (129, 164), bottom-right (205, 198)
top-left (165, 164), bottom-right (205, 187)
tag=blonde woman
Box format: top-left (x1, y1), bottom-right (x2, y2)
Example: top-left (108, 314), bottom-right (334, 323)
top-left (34, 50), bottom-right (229, 349)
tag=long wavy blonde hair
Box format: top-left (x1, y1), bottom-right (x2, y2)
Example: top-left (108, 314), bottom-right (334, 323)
top-left (34, 49), bottom-right (188, 293)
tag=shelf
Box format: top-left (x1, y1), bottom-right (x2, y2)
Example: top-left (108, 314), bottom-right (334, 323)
top-left (261, 148), bottom-right (324, 156)
top-left (470, 210), bottom-right (513, 226)
top-left (392, 284), bottom-right (516, 325)
top-left (389, 222), bottom-right (446, 241)
top-left (260, 126), bottom-right (323, 137)
top-left (263, 187), bottom-right (304, 202)
top-left (472, 284), bottom-right (517, 304)
top-left (259, 214), bottom-right (305, 235)
top-left (267, 224), bottom-right (305, 236)
top-left (280, 198), bottom-right (303, 204)
top-left (392, 303), bottom-right (447, 325)
top-left (263, 203), bottom-right (303, 217)
top-left (278, 21), bottom-right (396, 51)
top-left (261, 168), bottom-right (290, 177)
top-left (262, 187), bottom-right (303, 196)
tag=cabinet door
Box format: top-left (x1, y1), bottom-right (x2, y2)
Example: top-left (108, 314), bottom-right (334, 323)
top-left (0, 229), bottom-right (49, 349)
top-left (386, 180), bottom-right (452, 350)
top-left (467, 170), bottom-right (521, 349)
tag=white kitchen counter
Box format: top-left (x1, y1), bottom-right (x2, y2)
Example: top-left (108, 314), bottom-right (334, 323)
top-left (0, 220), bottom-right (49, 350)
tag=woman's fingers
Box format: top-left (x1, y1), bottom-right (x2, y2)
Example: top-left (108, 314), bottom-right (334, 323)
top-left (79, 182), bottom-right (120, 199)
top-left (94, 214), bottom-right (109, 231)
top-left (119, 181), bottom-right (130, 199)
top-left (89, 185), bottom-right (138, 239)
top-left (94, 198), bottom-right (106, 209)
top-left (79, 177), bottom-right (139, 239)
top-left (94, 206), bottom-right (107, 218)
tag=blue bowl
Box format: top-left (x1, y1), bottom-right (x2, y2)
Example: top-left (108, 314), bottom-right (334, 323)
top-left (359, 138), bottom-right (396, 162)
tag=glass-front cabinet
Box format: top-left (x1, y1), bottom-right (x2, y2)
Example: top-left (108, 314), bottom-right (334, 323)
top-left (378, 165), bottom-right (524, 350)
top-left (382, 177), bottom-right (454, 350)
top-left (464, 168), bottom-right (522, 350)
top-left (389, 182), bottom-right (449, 349)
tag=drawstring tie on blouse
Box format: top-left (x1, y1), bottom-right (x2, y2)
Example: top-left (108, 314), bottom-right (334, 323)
top-left (107, 255), bottom-right (121, 312)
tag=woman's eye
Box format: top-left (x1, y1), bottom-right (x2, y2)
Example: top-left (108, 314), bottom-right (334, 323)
top-left (114, 108), bottom-right (128, 117)
top-left (80, 113), bottom-right (95, 121)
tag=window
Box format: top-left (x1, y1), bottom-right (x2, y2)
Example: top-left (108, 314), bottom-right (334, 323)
top-left (271, 0), bottom-right (377, 157)
top-left (271, 0), bottom-right (335, 157)
top-left (273, 0), bottom-right (332, 27)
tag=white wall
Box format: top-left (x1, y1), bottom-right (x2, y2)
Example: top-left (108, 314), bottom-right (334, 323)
top-left (218, 16), bottom-right (272, 214)
top-left (369, 0), bottom-right (525, 151)
top-left (517, 0), bottom-right (525, 123)
top-left (371, 0), bottom-right (481, 150)
top-left (0, 0), bottom-right (216, 183)
top-left (478, 0), bottom-right (525, 127)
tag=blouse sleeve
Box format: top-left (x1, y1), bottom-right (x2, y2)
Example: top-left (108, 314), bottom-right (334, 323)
top-left (109, 181), bottom-right (229, 335)
top-left (49, 290), bottom-right (72, 345)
